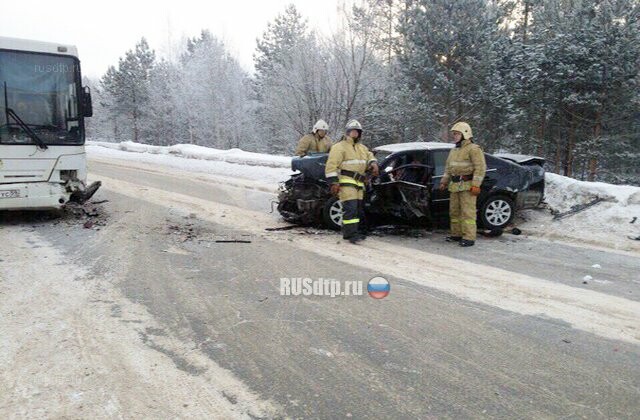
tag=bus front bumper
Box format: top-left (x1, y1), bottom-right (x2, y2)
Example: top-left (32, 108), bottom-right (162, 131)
top-left (0, 180), bottom-right (101, 211)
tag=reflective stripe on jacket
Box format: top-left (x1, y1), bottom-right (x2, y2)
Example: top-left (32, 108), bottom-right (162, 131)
top-left (325, 136), bottom-right (376, 187)
top-left (442, 139), bottom-right (487, 192)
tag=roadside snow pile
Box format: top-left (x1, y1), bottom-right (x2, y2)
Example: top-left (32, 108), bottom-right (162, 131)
top-left (521, 173), bottom-right (640, 251)
top-left (86, 141), bottom-right (293, 187)
top-left (89, 140), bottom-right (291, 169)
top-left (544, 173), bottom-right (640, 213)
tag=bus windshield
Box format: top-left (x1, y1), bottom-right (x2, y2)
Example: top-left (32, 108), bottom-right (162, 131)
top-left (0, 50), bottom-right (83, 145)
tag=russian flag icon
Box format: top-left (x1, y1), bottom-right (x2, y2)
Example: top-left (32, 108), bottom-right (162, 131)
top-left (368, 276), bottom-right (390, 299)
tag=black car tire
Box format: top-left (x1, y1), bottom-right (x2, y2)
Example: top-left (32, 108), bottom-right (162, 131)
top-left (480, 195), bottom-right (515, 230)
top-left (322, 196), bottom-right (343, 230)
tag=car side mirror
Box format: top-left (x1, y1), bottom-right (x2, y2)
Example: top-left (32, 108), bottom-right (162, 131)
top-left (82, 86), bottom-right (93, 117)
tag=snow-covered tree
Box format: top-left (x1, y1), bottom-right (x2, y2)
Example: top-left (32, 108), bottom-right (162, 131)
top-left (88, 1), bottom-right (639, 184)
top-left (180, 30), bottom-right (255, 149)
top-left (100, 38), bottom-right (155, 143)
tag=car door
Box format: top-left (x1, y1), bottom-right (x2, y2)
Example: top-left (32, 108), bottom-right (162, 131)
top-left (428, 149), bottom-right (450, 218)
top-left (370, 151), bottom-right (431, 219)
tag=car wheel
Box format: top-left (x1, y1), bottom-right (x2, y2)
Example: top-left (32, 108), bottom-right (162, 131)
top-left (322, 196), bottom-right (342, 230)
top-left (480, 195), bottom-right (514, 230)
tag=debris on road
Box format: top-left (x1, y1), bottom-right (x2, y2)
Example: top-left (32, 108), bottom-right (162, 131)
top-left (63, 201), bottom-right (109, 229)
top-left (480, 228), bottom-right (503, 238)
top-left (592, 264), bottom-right (602, 269)
top-left (265, 225), bottom-right (299, 231)
top-left (370, 225), bottom-right (429, 238)
top-left (0, 200), bottom-right (109, 230)
top-left (164, 218), bottom-right (256, 245)
top-left (167, 223), bottom-right (197, 242)
top-left (552, 197), bottom-right (606, 220)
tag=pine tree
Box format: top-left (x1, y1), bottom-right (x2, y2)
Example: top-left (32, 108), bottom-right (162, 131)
top-left (398, 0), bottom-right (507, 143)
top-left (180, 30), bottom-right (254, 149)
top-left (504, 0), bottom-right (640, 181)
top-left (253, 5), bottom-right (317, 153)
top-left (100, 38), bottom-right (156, 142)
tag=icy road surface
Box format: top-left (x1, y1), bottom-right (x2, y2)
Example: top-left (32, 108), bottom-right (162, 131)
top-left (0, 156), bottom-right (639, 419)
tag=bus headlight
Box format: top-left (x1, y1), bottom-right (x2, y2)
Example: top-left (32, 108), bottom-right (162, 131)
top-left (59, 170), bottom-right (78, 181)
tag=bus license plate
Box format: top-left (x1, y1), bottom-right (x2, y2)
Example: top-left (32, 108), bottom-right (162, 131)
top-left (0, 189), bottom-right (20, 199)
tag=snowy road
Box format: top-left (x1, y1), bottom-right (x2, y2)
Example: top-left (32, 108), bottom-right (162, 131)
top-left (1, 156), bottom-right (639, 419)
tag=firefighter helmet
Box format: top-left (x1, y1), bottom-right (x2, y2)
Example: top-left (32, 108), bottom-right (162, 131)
top-left (450, 122), bottom-right (473, 139)
top-left (312, 119), bottom-right (329, 133)
top-left (345, 119), bottom-right (363, 132)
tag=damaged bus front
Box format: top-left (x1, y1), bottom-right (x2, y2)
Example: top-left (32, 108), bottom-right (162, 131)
top-left (0, 36), bottom-right (99, 210)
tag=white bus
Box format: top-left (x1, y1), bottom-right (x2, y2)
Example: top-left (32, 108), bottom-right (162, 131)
top-left (0, 36), bottom-right (99, 210)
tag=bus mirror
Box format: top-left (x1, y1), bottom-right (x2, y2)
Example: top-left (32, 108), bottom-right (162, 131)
top-left (82, 86), bottom-right (93, 117)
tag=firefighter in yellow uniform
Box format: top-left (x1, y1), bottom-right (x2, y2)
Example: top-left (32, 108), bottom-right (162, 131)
top-left (439, 122), bottom-right (487, 247)
top-left (295, 119), bottom-right (333, 157)
top-left (325, 120), bottom-right (379, 243)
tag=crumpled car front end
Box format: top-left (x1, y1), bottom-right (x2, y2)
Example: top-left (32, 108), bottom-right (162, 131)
top-left (277, 154), bottom-right (332, 225)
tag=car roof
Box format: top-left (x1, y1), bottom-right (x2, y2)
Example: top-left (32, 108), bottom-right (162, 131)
top-left (493, 153), bottom-right (545, 163)
top-left (373, 142), bottom-right (454, 153)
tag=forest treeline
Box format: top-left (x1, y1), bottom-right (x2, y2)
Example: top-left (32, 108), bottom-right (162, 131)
top-left (87, 0), bottom-right (640, 184)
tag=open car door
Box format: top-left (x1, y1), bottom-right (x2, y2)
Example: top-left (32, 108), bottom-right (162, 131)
top-left (368, 163), bottom-right (433, 224)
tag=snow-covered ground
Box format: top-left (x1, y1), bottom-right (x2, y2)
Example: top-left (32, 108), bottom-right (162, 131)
top-left (87, 140), bottom-right (640, 252)
top-left (89, 140), bottom-right (291, 168)
top-left (87, 141), bottom-right (293, 187)
top-left (520, 173), bottom-right (640, 252)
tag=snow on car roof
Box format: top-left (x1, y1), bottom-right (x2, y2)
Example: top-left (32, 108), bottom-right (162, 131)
top-left (493, 153), bottom-right (544, 163)
top-left (374, 142), bottom-right (454, 153)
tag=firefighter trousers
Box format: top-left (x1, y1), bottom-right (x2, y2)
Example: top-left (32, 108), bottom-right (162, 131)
top-left (449, 190), bottom-right (477, 241)
top-left (339, 186), bottom-right (365, 240)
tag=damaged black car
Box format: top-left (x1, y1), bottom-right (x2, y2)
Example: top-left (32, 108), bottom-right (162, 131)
top-left (277, 142), bottom-right (545, 231)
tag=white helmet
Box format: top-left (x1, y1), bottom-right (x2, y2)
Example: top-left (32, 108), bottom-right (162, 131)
top-left (450, 121), bottom-right (473, 139)
top-left (312, 119), bottom-right (329, 133)
top-left (345, 119), bottom-right (363, 132)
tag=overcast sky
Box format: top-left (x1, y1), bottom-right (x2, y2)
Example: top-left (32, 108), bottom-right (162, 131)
top-left (0, 0), bottom-right (343, 79)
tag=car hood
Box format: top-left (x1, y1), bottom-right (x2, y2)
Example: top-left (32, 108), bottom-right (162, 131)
top-left (291, 153), bottom-right (329, 179)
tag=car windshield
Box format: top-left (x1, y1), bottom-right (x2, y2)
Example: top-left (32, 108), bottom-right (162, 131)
top-left (0, 50), bottom-right (83, 145)
top-left (373, 150), bottom-right (392, 162)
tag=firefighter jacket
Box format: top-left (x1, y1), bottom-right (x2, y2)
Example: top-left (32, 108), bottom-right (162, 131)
top-left (442, 139), bottom-right (487, 193)
top-left (325, 136), bottom-right (377, 188)
top-left (295, 133), bottom-right (332, 156)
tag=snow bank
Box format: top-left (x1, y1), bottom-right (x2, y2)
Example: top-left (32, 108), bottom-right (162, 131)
top-left (520, 173), bottom-right (640, 251)
top-left (86, 141), bottom-right (293, 187)
top-left (544, 173), bottom-right (640, 213)
top-left (88, 140), bottom-right (292, 169)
